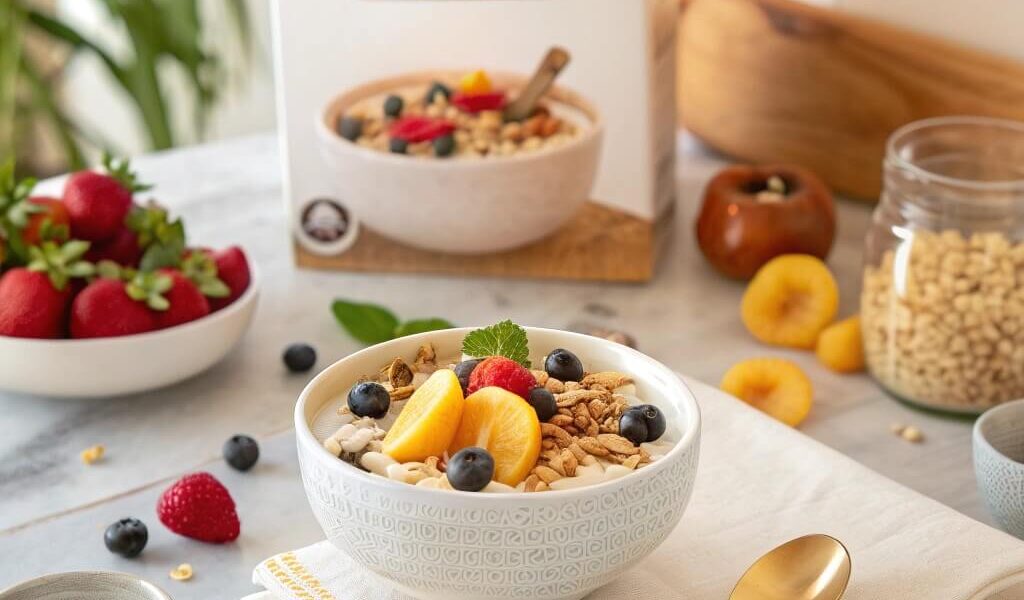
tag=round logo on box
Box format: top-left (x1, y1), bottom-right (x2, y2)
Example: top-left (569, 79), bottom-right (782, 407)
top-left (295, 197), bottom-right (359, 257)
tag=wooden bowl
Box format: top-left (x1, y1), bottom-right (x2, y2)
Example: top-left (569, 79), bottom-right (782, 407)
top-left (678, 0), bottom-right (1024, 200)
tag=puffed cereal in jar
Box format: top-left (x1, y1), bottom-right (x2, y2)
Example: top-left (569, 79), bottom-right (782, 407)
top-left (861, 116), bottom-right (1024, 413)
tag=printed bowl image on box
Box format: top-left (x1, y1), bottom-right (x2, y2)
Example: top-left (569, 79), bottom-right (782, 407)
top-left (316, 70), bottom-right (603, 255)
top-left (274, 0), bottom-right (679, 280)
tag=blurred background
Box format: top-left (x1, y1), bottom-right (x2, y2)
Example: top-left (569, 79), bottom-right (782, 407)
top-left (3, 0), bottom-right (1024, 180)
top-left (0, 0), bottom-right (274, 177)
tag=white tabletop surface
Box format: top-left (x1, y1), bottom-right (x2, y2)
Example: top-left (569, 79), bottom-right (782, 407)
top-left (0, 133), bottom-right (1001, 597)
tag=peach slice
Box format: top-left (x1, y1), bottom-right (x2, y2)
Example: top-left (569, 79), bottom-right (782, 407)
top-left (449, 387), bottom-right (541, 486)
top-left (383, 369), bottom-right (464, 463)
top-left (816, 316), bottom-right (865, 373)
top-left (720, 358), bottom-right (813, 427)
top-left (741, 254), bottom-right (839, 349)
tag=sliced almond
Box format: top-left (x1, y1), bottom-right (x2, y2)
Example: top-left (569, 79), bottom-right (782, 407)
top-left (549, 414), bottom-right (575, 428)
top-left (568, 442), bottom-right (588, 462)
top-left (597, 433), bottom-right (639, 455)
top-left (540, 423), bottom-right (573, 446)
top-left (389, 385), bottom-right (415, 401)
top-left (533, 465), bottom-right (562, 483)
top-left (545, 377), bottom-right (566, 394)
top-left (555, 389), bottom-right (608, 408)
top-left (582, 371), bottom-right (633, 390)
top-left (523, 473), bottom-right (542, 492)
top-left (577, 436), bottom-right (611, 457)
top-left (380, 357), bottom-right (414, 387)
top-left (560, 449), bottom-right (578, 477)
top-left (621, 454), bottom-right (642, 470)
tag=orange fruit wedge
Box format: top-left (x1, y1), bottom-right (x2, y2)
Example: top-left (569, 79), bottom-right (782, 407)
top-left (383, 369), bottom-right (464, 463)
top-left (449, 387), bottom-right (541, 486)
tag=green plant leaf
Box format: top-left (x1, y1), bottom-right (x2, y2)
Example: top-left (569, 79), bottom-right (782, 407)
top-left (394, 318), bottom-right (455, 339)
top-left (331, 300), bottom-right (400, 345)
top-left (462, 320), bottom-right (531, 367)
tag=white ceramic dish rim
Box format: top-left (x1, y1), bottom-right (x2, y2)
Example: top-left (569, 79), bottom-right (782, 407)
top-left (974, 398), bottom-right (1024, 468)
top-left (317, 70), bottom-right (605, 170)
top-left (0, 264), bottom-right (260, 348)
top-left (0, 570), bottom-right (172, 600)
top-left (295, 326), bottom-right (700, 502)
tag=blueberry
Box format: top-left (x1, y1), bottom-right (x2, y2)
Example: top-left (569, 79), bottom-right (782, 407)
top-left (383, 95), bottom-right (404, 118)
top-left (389, 137), bottom-right (409, 154)
top-left (527, 387), bottom-right (557, 422)
top-left (447, 447), bottom-right (495, 492)
top-left (433, 134), bottom-right (456, 158)
top-left (424, 81), bottom-right (452, 104)
top-left (104, 517), bottom-right (148, 558)
top-left (348, 381), bottom-right (391, 418)
top-left (544, 348), bottom-right (584, 382)
top-left (337, 116), bottom-right (363, 141)
top-left (223, 434), bottom-right (260, 471)
top-left (283, 343), bottom-right (317, 373)
top-left (618, 410), bottom-right (648, 446)
top-left (632, 404), bottom-right (666, 441)
top-left (454, 359), bottom-right (481, 394)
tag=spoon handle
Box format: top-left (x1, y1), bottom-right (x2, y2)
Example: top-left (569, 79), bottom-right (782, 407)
top-left (504, 47), bottom-right (571, 122)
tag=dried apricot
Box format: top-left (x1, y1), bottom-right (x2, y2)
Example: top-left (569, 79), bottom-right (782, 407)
top-left (741, 254), bottom-right (838, 349)
top-left (816, 315), bottom-right (865, 373)
top-left (720, 358), bottom-right (813, 426)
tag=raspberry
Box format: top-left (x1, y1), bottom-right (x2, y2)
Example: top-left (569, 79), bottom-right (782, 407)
top-left (467, 356), bottom-right (536, 399)
top-left (157, 472), bottom-right (239, 543)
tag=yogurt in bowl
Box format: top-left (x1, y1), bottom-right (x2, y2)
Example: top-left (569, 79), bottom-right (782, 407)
top-left (295, 325), bottom-right (700, 600)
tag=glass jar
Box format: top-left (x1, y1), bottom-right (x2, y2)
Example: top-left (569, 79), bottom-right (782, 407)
top-left (862, 116), bottom-right (1024, 414)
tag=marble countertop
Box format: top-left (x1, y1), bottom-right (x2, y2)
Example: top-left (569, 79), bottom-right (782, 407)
top-left (0, 133), bottom-right (996, 597)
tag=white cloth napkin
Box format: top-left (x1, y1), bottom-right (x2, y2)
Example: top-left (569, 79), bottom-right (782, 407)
top-left (247, 377), bottom-right (1024, 600)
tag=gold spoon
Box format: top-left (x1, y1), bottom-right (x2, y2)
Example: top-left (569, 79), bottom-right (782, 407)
top-left (730, 534), bottom-right (851, 600)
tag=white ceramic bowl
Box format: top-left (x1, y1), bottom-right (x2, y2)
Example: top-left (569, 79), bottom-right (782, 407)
top-left (296, 327), bottom-right (700, 600)
top-left (0, 268), bottom-right (259, 399)
top-left (315, 72), bottom-right (604, 254)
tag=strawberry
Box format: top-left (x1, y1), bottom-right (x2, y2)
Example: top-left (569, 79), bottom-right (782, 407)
top-left (86, 226), bottom-right (143, 267)
top-left (21, 197), bottom-right (70, 246)
top-left (0, 270), bottom-right (71, 338)
top-left (467, 356), bottom-right (537, 399)
top-left (157, 472), bottom-right (240, 543)
top-left (452, 91), bottom-right (506, 113)
top-left (64, 155), bottom-right (149, 242)
top-left (208, 246), bottom-right (250, 311)
top-left (389, 116), bottom-right (456, 143)
top-left (70, 277), bottom-right (161, 339)
top-left (0, 241), bottom-right (94, 339)
top-left (156, 269), bottom-right (210, 329)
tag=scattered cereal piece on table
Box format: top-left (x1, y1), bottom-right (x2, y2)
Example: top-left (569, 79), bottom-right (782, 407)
top-left (169, 563), bottom-right (193, 581)
top-left (80, 445), bottom-right (105, 465)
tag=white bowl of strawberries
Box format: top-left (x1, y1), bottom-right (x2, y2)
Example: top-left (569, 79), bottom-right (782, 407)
top-left (0, 159), bottom-right (259, 398)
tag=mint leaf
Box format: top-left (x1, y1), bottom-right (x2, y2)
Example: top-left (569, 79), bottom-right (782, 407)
top-left (394, 318), bottom-right (455, 339)
top-left (462, 320), bottom-right (530, 367)
top-left (331, 300), bottom-right (400, 345)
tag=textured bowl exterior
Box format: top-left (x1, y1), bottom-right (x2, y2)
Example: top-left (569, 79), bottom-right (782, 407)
top-left (0, 269), bottom-right (259, 399)
top-left (296, 327), bottom-right (700, 600)
top-left (974, 399), bottom-right (1024, 539)
top-left (0, 571), bottom-right (172, 600)
top-left (315, 72), bottom-right (604, 255)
